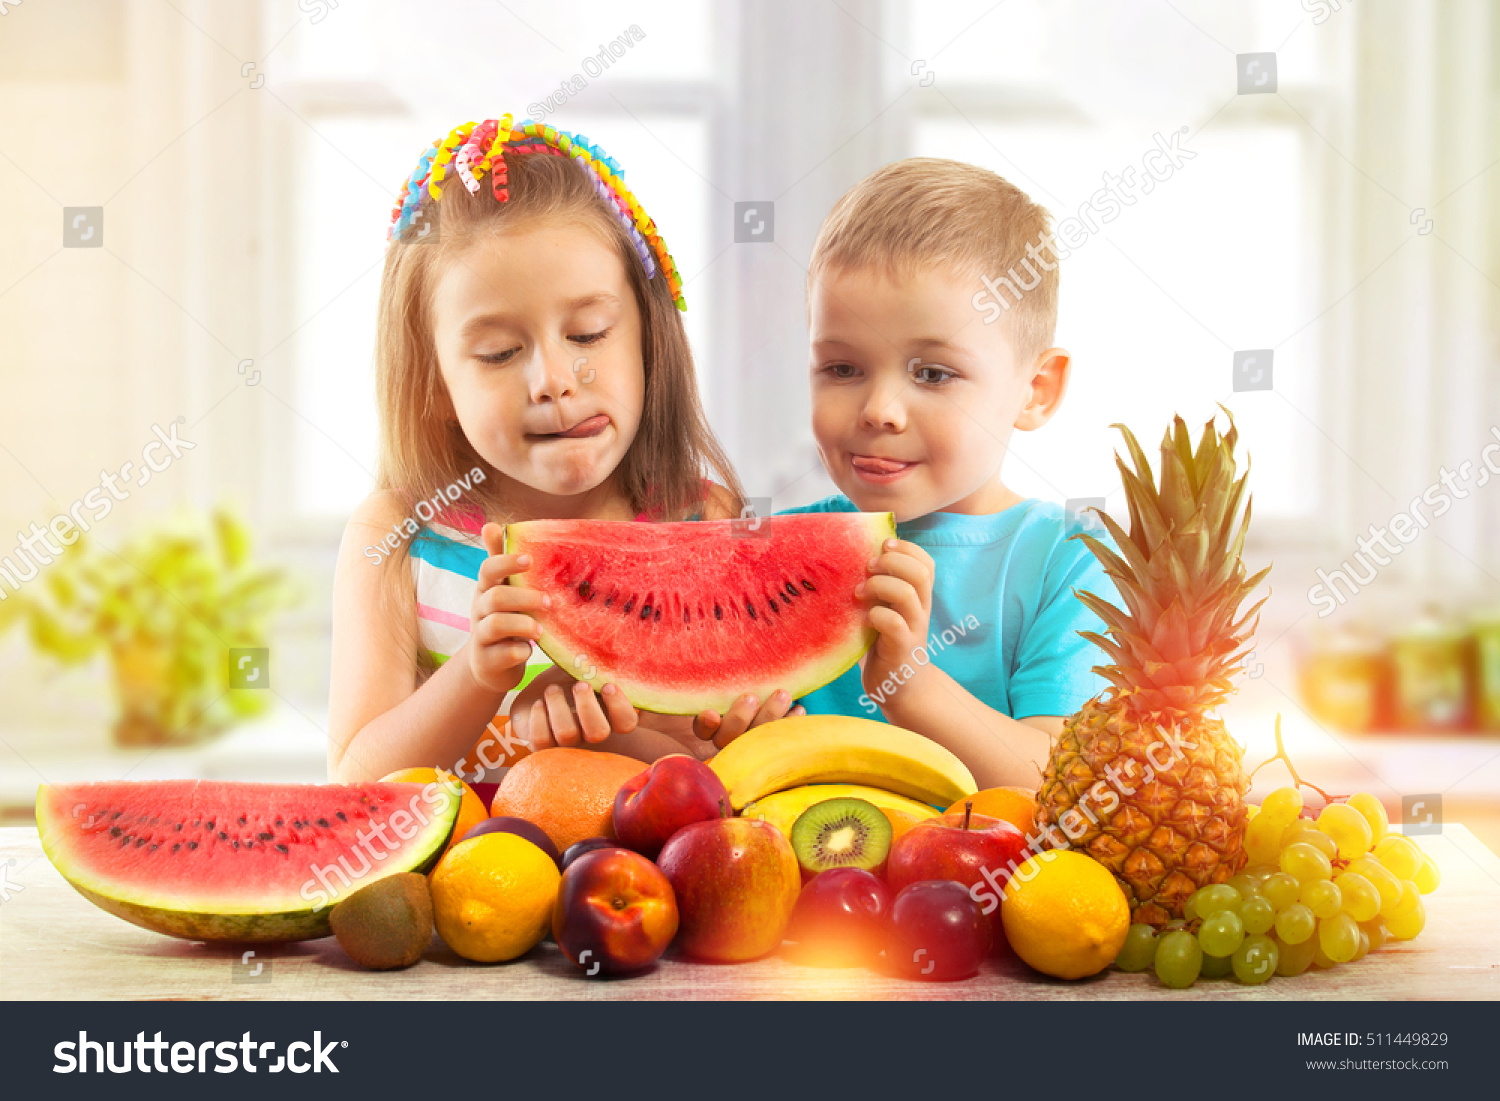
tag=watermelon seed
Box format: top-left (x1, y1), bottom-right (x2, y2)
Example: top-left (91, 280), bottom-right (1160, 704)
top-left (317, 818), bottom-right (330, 828)
top-left (802, 578), bottom-right (816, 591)
top-left (205, 820), bottom-right (215, 830)
top-left (683, 608), bottom-right (690, 624)
top-left (276, 844), bottom-right (288, 854)
top-left (188, 841), bottom-right (198, 850)
top-left (714, 603), bottom-right (722, 620)
top-left (120, 838), bottom-right (130, 848)
top-left (110, 827), bottom-right (121, 838)
top-left (336, 811), bottom-right (347, 821)
top-left (232, 840), bottom-right (240, 850)
top-left (578, 580), bottom-right (593, 600)
top-left (654, 607), bottom-right (662, 622)
top-left (135, 837), bottom-right (146, 847)
top-left (258, 832), bottom-right (274, 841)
top-left (621, 597), bottom-right (635, 615)
top-left (174, 823), bottom-right (182, 831)
top-left (785, 581), bottom-right (798, 599)
top-left (111, 811), bottom-right (122, 820)
top-left (769, 598), bottom-right (780, 614)
top-left (604, 592), bottom-right (614, 607)
top-left (640, 602), bottom-right (651, 620)
top-left (746, 600), bottom-right (756, 620)
top-left (150, 843), bottom-right (158, 852)
top-left (172, 843), bottom-right (181, 853)
top-left (274, 818), bottom-right (283, 827)
top-left (218, 831), bottom-right (228, 841)
top-left (238, 816), bottom-right (247, 826)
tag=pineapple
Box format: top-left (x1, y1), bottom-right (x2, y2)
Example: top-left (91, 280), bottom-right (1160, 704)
top-left (1037, 413), bottom-right (1269, 926)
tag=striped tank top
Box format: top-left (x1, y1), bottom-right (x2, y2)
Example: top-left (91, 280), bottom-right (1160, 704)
top-left (410, 491), bottom-right (710, 783)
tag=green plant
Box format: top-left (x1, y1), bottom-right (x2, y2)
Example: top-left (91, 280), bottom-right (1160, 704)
top-left (13, 508), bottom-right (300, 745)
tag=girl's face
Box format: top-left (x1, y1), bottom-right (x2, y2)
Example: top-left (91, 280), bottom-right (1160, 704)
top-left (431, 221), bottom-right (645, 515)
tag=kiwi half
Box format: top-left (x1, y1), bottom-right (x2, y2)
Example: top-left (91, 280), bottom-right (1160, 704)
top-left (789, 797), bottom-right (892, 875)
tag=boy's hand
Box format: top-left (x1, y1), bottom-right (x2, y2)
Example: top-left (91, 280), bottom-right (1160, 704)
top-left (468, 523), bottom-right (549, 695)
top-left (511, 664), bottom-right (641, 750)
top-left (694, 690), bottom-right (805, 750)
top-left (857, 538), bottom-right (936, 702)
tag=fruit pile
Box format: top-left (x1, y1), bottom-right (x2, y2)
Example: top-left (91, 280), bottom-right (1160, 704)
top-left (1114, 785), bottom-right (1440, 988)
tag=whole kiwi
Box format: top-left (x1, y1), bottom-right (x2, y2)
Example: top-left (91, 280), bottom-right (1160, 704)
top-left (329, 873), bottom-right (433, 970)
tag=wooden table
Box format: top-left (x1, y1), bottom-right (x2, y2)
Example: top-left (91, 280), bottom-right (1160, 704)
top-left (4, 825), bottom-right (1498, 1001)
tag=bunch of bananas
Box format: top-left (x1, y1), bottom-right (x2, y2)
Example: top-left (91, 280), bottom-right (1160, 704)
top-left (709, 714), bottom-right (976, 830)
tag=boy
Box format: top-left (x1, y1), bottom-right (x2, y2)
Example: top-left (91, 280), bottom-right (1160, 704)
top-left (777, 157), bottom-right (1116, 791)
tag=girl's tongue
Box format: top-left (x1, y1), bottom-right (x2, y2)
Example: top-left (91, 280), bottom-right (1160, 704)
top-left (550, 414), bottom-right (610, 439)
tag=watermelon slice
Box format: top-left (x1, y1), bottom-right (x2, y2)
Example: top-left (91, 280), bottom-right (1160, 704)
top-left (506, 512), bottom-right (895, 713)
top-left (36, 779), bottom-right (462, 943)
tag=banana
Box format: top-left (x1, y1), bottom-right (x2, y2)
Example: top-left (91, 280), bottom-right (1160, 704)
top-left (742, 783), bottom-right (941, 838)
top-left (709, 714), bottom-right (977, 810)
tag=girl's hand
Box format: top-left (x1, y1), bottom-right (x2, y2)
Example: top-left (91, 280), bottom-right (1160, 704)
top-left (858, 538), bottom-right (936, 704)
top-left (511, 664), bottom-right (641, 750)
top-left (694, 690), bottom-right (805, 750)
top-left (468, 523), bottom-right (549, 695)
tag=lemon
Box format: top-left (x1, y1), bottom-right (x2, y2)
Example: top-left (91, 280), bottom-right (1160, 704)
top-left (1001, 850), bottom-right (1130, 979)
top-left (429, 833), bottom-right (560, 963)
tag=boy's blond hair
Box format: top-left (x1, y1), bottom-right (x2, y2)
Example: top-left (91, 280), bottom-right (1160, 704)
top-left (809, 157), bottom-right (1058, 363)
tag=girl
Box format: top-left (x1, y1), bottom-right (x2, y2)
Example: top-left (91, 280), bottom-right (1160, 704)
top-left (329, 116), bottom-right (798, 784)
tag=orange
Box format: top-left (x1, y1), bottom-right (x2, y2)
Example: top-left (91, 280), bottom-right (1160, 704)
top-left (881, 806), bottom-right (932, 842)
top-left (947, 786), bottom-right (1039, 838)
top-left (429, 833), bottom-right (561, 962)
top-left (489, 747), bottom-right (647, 853)
top-left (382, 767), bottom-right (488, 858)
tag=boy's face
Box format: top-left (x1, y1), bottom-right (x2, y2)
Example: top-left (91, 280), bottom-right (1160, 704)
top-left (808, 262), bottom-right (1063, 521)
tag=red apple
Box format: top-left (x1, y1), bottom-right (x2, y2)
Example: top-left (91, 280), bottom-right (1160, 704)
top-left (656, 817), bottom-right (800, 962)
top-left (551, 849), bottom-right (679, 975)
top-left (887, 880), bottom-right (992, 981)
top-left (613, 755), bottom-right (729, 859)
top-left (785, 868), bottom-right (891, 967)
top-left (886, 804), bottom-right (1029, 918)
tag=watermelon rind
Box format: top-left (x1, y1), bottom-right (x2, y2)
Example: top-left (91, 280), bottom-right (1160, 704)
top-left (506, 512), bottom-right (896, 714)
top-left (36, 780), bottom-right (462, 943)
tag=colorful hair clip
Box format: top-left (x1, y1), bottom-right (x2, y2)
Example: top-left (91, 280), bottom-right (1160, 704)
top-left (387, 113), bottom-right (685, 309)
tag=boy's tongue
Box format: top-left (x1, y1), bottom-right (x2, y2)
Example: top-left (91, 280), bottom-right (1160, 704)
top-left (852, 455), bottom-right (913, 474)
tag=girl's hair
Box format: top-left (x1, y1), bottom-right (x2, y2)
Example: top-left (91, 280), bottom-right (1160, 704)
top-left (374, 122), bottom-right (743, 529)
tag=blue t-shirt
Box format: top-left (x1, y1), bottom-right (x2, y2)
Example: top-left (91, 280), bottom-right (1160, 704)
top-left (778, 495), bottom-right (1117, 722)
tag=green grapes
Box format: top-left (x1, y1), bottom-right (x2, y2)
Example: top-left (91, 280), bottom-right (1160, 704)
top-left (1280, 841), bottom-right (1333, 884)
top-left (1333, 872), bottom-right (1381, 922)
top-left (1195, 884), bottom-right (1242, 918)
top-left (1318, 912), bottom-right (1361, 964)
top-left (1240, 895), bottom-right (1276, 935)
top-left (1301, 878), bottom-right (1343, 920)
top-left (1274, 902), bottom-right (1316, 945)
top-left (1200, 951), bottom-right (1234, 978)
top-left (1199, 910), bottom-right (1246, 957)
top-left (1349, 930), bottom-right (1372, 962)
top-left (1115, 923), bottom-right (1157, 972)
top-left (1358, 918), bottom-right (1388, 952)
top-left (1316, 803), bottom-right (1374, 860)
top-left (1381, 880), bottom-right (1419, 921)
top-left (1244, 814), bottom-right (1286, 866)
top-left (1260, 786), bottom-right (1303, 825)
top-left (1312, 937), bottom-right (1338, 969)
top-left (1374, 835), bottom-right (1423, 880)
top-left (1154, 930), bottom-right (1203, 989)
top-left (1386, 898), bottom-right (1426, 941)
top-left (1183, 889), bottom-right (1200, 921)
top-left (1283, 826), bottom-right (1339, 861)
top-left (1413, 854), bottom-right (1441, 895)
top-left (1228, 873), bottom-right (1263, 898)
top-left (1262, 872), bottom-right (1302, 911)
top-left (1274, 934), bottom-right (1318, 976)
top-left (1232, 934), bottom-right (1279, 984)
top-left (1346, 792), bottom-right (1388, 844)
top-left (1348, 856), bottom-right (1402, 906)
